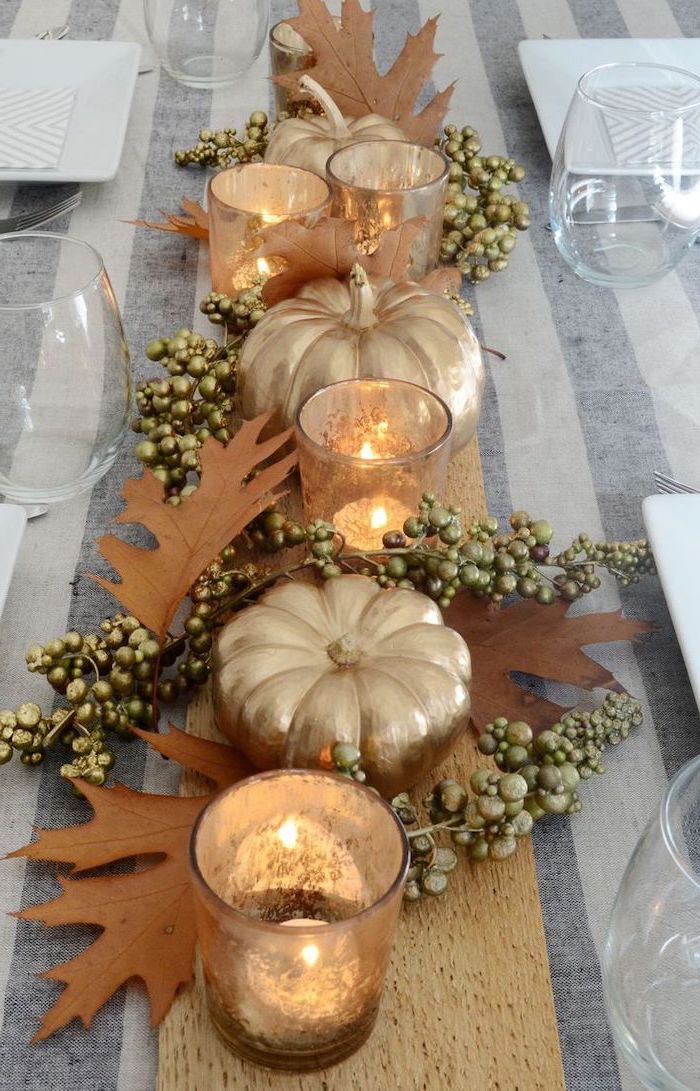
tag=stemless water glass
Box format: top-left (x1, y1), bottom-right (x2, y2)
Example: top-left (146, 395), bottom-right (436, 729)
top-left (0, 233), bottom-right (132, 505)
top-left (550, 63), bottom-right (700, 287)
top-left (602, 754), bottom-right (700, 1089)
top-left (144, 0), bottom-right (269, 88)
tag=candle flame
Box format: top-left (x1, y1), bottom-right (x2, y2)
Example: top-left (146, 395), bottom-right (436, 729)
top-left (370, 505), bottom-right (388, 530)
top-left (277, 818), bottom-right (298, 849)
top-left (301, 943), bottom-right (320, 967)
top-left (359, 440), bottom-right (377, 459)
top-left (256, 257), bottom-right (272, 278)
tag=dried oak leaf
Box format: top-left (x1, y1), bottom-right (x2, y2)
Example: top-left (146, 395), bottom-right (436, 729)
top-left (128, 199), bottom-right (209, 240)
top-left (258, 216), bottom-right (425, 305)
top-left (276, 0), bottom-right (455, 145)
top-left (446, 596), bottom-right (653, 731)
top-left (91, 415), bottom-right (297, 640)
top-left (10, 726), bottom-right (251, 1042)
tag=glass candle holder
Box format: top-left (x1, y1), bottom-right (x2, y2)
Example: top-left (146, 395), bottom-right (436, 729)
top-left (269, 18), bottom-right (341, 115)
top-left (269, 21), bottom-right (313, 115)
top-left (295, 379), bottom-right (453, 551)
top-left (189, 770), bottom-right (409, 1071)
top-left (208, 163), bottom-right (330, 294)
top-left (327, 140), bottom-right (450, 278)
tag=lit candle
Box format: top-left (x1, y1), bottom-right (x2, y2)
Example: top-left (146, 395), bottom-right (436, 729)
top-left (208, 163), bottom-right (330, 294)
top-left (189, 771), bottom-right (408, 1071)
top-left (296, 379), bottom-right (453, 553)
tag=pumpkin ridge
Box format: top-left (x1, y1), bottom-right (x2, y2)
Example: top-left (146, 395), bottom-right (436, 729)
top-left (240, 601), bottom-right (335, 644)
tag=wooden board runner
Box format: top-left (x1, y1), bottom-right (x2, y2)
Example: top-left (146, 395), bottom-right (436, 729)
top-left (157, 440), bottom-right (566, 1091)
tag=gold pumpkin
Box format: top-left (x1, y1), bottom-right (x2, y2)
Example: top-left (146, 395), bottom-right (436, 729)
top-left (212, 575), bottom-right (472, 797)
top-left (264, 75), bottom-right (405, 177)
top-left (238, 264), bottom-right (485, 451)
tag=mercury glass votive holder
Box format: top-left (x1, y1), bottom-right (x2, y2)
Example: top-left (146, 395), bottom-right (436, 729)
top-left (326, 140), bottom-right (450, 278)
top-left (189, 770), bottom-right (409, 1071)
top-left (295, 379), bottom-right (453, 551)
top-left (208, 163), bottom-right (330, 294)
top-left (269, 18), bottom-right (341, 114)
top-left (269, 21), bottom-right (313, 115)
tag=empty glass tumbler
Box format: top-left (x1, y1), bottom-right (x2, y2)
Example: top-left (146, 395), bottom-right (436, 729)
top-left (602, 753), bottom-right (700, 1089)
top-left (144, 0), bottom-right (269, 88)
top-left (550, 63), bottom-right (700, 286)
top-left (0, 233), bottom-right (132, 504)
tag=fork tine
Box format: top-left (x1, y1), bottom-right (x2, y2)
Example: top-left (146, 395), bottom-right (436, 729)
top-left (654, 470), bottom-right (699, 495)
top-left (16, 191), bottom-right (81, 231)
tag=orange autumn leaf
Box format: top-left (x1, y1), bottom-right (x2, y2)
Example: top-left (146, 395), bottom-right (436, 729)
top-left (11, 729), bottom-right (248, 1042)
top-left (446, 596), bottom-right (653, 731)
top-left (276, 0), bottom-right (455, 145)
top-left (258, 216), bottom-right (425, 304)
top-left (129, 199), bottom-right (209, 240)
top-left (90, 415), bottom-right (297, 640)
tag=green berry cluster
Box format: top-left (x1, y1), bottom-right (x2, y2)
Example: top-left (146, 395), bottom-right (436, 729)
top-left (392, 692), bottom-right (643, 899)
top-left (199, 283), bottom-right (267, 334)
top-left (246, 510), bottom-right (307, 553)
top-left (174, 112), bottom-right (270, 168)
top-left (438, 124), bottom-right (530, 282)
top-left (332, 741), bottom-right (366, 782)
top-left (478, 691), bottom-right (644, 785)
top-left (550, 532), bottom-right (656, 591)
top-left (132, 327), bottom-right (238, 500)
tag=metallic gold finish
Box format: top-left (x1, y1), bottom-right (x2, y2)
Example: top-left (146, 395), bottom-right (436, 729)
top-left (265, 76), bottom-right (404, 178)
top-left (212, 575), bottom-right (472, 797)
top-left (238, 264), bottom-right (484, 451)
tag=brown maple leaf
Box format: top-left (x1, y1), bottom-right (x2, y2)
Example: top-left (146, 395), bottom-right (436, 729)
top-left (446, 597), bottom-right (653, 731)
top-left (128, 199), bottom-right (209, 240)
top-left (258, 216), bottom-right (425, 304)
top-left (276, 0), bottom-right (455, 145)
top-left (10, 727), bottom-right (249, 1042)
top-left (91, 415), bottom-right (297, 640)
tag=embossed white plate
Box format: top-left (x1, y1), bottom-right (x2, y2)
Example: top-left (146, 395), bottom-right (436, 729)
top-left (0, 40), bottom-right (140, 182)
top-left (644, 494), bottom-right (700, 710)
top-left (0, 504), bottom-right (26, 626)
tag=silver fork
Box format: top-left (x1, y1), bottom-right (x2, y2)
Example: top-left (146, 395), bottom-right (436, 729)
top-left (654, 469), bottom-right (699, 495)
top-left (0, 191), bottom-right (82, 234)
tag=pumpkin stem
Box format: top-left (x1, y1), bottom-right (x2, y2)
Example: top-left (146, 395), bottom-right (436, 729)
top-left (298, 76), bottom-right (352, 138)
top-left (343, 263), bottom-right (378, 331)
top-left (326, 633), bottom-right (362, 667)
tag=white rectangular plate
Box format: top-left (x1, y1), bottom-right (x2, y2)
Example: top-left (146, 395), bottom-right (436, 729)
top-left (0, 505), bottom-right (26, 626)
top-left (518, 38), bottom-right (700, 160)
top-left (0, 40), bottom-right (140, 183)
top-left (644, 494), bottom-right (700, 710)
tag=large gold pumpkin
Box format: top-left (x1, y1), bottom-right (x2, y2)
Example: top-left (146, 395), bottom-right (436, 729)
top-left (238, 264), bottom-right (484, 451)
top-left (264, 76), bottom-right (405, 177)
top-left (212, 575), bottom-right (472, 797)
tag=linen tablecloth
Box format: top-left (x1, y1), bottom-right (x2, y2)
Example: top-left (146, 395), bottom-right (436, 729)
top-left (1, 0), bottom-right (699, 1088)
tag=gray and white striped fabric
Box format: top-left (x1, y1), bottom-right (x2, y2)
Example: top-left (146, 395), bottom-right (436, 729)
top-left (0, 1), bottom-right (698, 1088)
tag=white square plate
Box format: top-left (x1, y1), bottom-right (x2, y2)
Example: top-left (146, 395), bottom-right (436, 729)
top-left (518, 38), bottom-right (700, 160)
top-left (644, 494), bottom-right (700, 711)
top-left (0, 40), bottom-right (140, 183)
top-left (0, 505), bottom-right (26, 626)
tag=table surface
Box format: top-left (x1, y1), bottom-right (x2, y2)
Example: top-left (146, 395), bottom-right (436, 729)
top-left (1, 1), bottom-right (699, 1090)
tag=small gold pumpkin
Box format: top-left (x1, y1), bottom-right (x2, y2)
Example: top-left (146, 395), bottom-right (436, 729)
top-left (238, 263), bottom-right (484, 451)
top-left (264, 76), bottom-right (405, 177)
top-left (212, 574), bottom-right (472, 797)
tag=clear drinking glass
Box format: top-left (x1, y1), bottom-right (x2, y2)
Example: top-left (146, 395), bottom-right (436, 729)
top-left (327, 141), bottom-right (450, 278)
top-left (269, 21), bottom-right (314, 115)
top-left (550, 63), bottom-right (700, 287)
top-left (190, 770), bottom-right (409, 1070)
top-left (602, 754), bottom-right (700, 1089)
top-left (295, 379), bottom-right (452, 551)
top-left (0, 233), bottom-right (131, 504)
top-left (143, 0), bottom-right (269, 88)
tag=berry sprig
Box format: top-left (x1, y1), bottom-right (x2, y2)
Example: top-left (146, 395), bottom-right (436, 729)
top-left (174, 112), bottom-right (271, 168)
top-left (437, 124), bottom-right (531, 283)
top-left (391, 692), bottom-right (643, 899)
